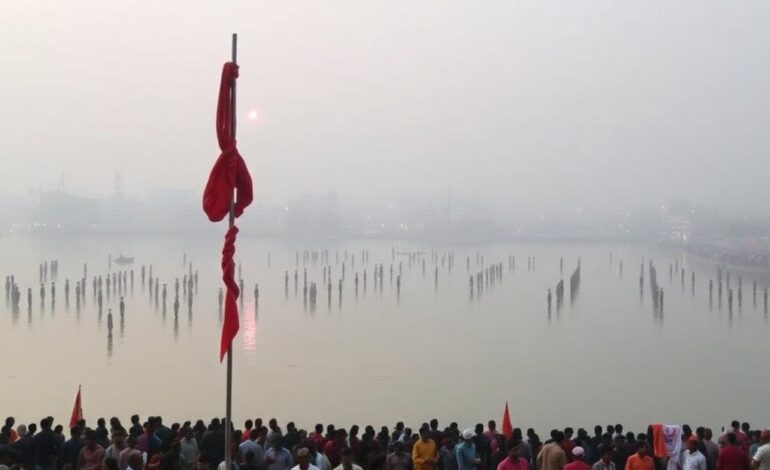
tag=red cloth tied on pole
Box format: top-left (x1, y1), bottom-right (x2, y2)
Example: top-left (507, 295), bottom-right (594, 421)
top-left (219, 226), bottom-right (240, 361)
top-left (203, 61), bottom-right (253, 361)
top-left (203, 62), bottom-right (253, 222)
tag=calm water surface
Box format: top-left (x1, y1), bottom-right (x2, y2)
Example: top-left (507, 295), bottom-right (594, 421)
top-left (2, 235), bottom-right (769, 431)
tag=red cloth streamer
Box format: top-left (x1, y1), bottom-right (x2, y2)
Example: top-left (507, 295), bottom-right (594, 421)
top-left (69, 385), bottom-right (82, 430)
top-left (203, 62), bottom-right (253, 222)
top-left (219, 226), bottom-right (240, 361)
top-left (202, 61), bottom-right (253, 361)
top-left (501, 401), bottom-right (513, 439)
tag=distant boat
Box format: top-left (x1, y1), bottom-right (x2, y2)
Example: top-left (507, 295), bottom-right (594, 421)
top-left (114, 255), bottom-right (135, 265)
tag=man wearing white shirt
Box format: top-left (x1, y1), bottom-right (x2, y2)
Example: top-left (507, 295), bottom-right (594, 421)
top-left (333, 448), bottom-right (363, 470)
top-left (290, 447), bottom-right (319, 470)
top-left (752, 431), bottom-right (770, 470)
top-left (684, 437), bottom-right (707, 470)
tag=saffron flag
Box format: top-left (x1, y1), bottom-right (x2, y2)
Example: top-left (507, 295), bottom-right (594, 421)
top-left (501, 401), bottom-right (513, 439)
top-left (203, 62), bottom-right (253, 362)
top-left (69, 385), bottom-right (82, 430)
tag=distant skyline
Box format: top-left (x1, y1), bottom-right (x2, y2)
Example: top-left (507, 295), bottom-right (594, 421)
top-left (2, 2), bottom-right (770, 217)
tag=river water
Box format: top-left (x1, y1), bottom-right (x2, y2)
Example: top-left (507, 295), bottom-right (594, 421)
top-left (2, 235), bottom-right (769, 432)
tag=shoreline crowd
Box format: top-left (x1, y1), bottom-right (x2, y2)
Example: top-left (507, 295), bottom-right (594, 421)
top-left (1, 417), bottom-right (769, 470)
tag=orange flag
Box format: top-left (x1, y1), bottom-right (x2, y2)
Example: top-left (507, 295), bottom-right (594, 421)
top-left (502, 401), bottom-right (513, 438)
top-left (69, 385), bottom-right (83, 430)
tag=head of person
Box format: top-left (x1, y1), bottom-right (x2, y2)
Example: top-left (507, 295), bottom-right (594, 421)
top-left (636, 441), bottom-right (648, 457)
top-left (565, 428), bottom-right (574, 440)
top-left (704, 428), bottom-right (713, 441)
top-left (244, 420), bottom-right (253, 430)
top-left (288, 422), bottom-right (297, 433)
top-left (594, 426), bottom-right (603, 437)
top-left (601, 446), bottom-right (614, 464)
top-left (696, 427), bottom-right (705, 440)
top-left (572, 447), bottom-right (585, 461)
top-left (552, 431), bottom-right (564, 444)
top-left (16, 425), bottom-right (27, 439)
top-left (350, 425), bottom-right (358, 438)
top-left (606, 425), bottom-right (614, 435)
top-left (315, 424), bottom-right (324, 434)
top-left (488, 421), bottom-right (497, 432)
top-left (743, 424), bottom-right (752, 437)
top-left (419, 428), bottom-right (431, 442)
top-left (430, 419), bottom-right (438, 431)
top-left (341, 447), bottom-right (354, 467)
top-left (685, 436), bottom-right (697, 453)
top-left (512, 428), bottom-right (523, 441)
top-left (269, 419), bottom-right (278, 431)
top-left (396, 422), bottom-right (404, 432)
top-left (760, 431), bottom-right (770, 445)
top-left (113, 431), bottom-right (126, 446)
top-left (614, 425), bottom-right (623, 435)
top-left (462, 429), bottom-right (474, 443)
top-left (393, 441), bottom-right (405, 454)
top-left (98, 418), bottom-right (106, 429)
top-left (506, 441), bottom-right (521, 460)
top-left (85, 429), bottom-right (98, 450)
top-left (296, 447), bottom-right (311, 470)
top-left (131, 415), bottom-right (140, 425)
top-left (682, 425), bottom-right (692, 438)
top-left (731, 421), bottom-right (740, 432)
top-left (270, 434), bottom-right (282, 450)
top-left (337, 429), bottom-right (348, 444)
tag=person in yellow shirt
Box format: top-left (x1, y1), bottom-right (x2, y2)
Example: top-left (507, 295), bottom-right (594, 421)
top-left (413, 428), bottom-right (438, 470)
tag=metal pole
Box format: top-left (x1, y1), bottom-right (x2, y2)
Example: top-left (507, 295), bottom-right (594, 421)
top-left (224, 32), bottom-right (237, 470)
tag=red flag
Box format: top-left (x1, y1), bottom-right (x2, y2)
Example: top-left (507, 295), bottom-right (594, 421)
top-left (69, 385), bottom-right (82, 430)
top-left (203, 62), bottom-right (252, 362)
top-left (501, 401), bottom-right (512, 439)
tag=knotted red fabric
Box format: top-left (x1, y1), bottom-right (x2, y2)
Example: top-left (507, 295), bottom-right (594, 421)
top-left (202, 61), bottom-right (253, 361)
top-left (203, 62), bottom-right (253, 222)
top-left (219, 226), bottom-right (240, 361)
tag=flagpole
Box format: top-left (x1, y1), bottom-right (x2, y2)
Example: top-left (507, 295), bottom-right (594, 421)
top-left (225, 32), bottom-right (237, 470)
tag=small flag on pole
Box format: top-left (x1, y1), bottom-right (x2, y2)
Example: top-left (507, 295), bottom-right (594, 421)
top-left (502, 401), bottom-right (512, 439)
top-left (69, 385), bottom-right (83, 430)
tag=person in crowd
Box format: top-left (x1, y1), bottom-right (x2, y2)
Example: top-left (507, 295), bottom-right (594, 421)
top-left (264, 434), bottom-right (293, 470)
top-left (386, 441), bottom-right (411, 470)
top-left (564, 448), bottom-right (589, 470)
top-left (623, 442), bottom-right (652, 470)
top-left (105, 430), bottom-right (128, 462)
top-left (718, 433), bottom-right (750, 470)
top-left (291, 447), bottom-right (319, 470)
top-left (334, 448), bottom-right (363, 470)
top-left (33, 417), bottom-right (59, 470)
top-left (456, 430), bottom-right (480, 470)
top-left (537, 431), bottom-right (566, 470)
top-left (497, 441), bottom-right (529, 470)
top-left (78, 429), bottom-right (105, 470)
top-left (752, 431), bottom-right (770, 470)
top-left (684, 437), bottom-right (707, 470)
top-left (591, 447), bottom-right (615, 470)
top-left (441, 437), bottom-right (458, 470)
top-left (180, 428), bottom-right (201, 470)
top-left (412, 428), bottom-right (438, 470)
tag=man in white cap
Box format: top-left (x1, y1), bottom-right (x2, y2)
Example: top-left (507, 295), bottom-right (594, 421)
top-left (564, 448), bottom-right (589, 470)
top-left (456, 430), bottom-right (480, 470)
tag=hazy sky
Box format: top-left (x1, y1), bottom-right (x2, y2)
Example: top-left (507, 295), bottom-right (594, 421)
top-left (2, 1), bottom-right (769, 216)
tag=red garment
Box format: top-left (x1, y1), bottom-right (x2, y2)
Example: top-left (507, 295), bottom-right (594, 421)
top-left (219, 226), bottom-right (240, 361)
top-left (202, 61), bottom-right (253, 362)
top-left (324, 441), bottom-right (345, 468)
top-left (717, 445), bottom-right (750, 470)
top-left (651, 424), bottom-right (667, 459)
top-left (203, 62), bottom-right (253, 223)
top-left (564, 461), bottom-right (590, 470)
top-left (562, 441), bottom-right (576, 462)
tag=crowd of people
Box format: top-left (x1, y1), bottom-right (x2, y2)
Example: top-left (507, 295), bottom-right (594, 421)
top-left (1, 417), bottom-right (769, 470)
